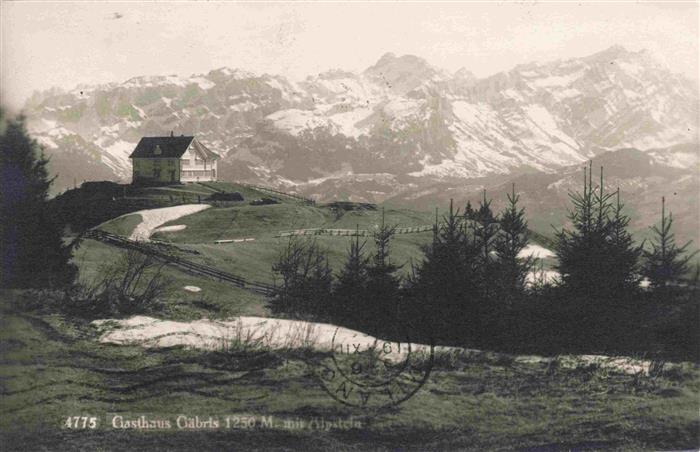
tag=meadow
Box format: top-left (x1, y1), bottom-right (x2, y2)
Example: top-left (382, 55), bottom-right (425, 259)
top-left (2, 182), bottom-right (696, 450)
top-left (2, 289), bottom-right (698, 450)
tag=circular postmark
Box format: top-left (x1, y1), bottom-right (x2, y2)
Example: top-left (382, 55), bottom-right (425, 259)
top-left (311, 324), bottom-right (434, 409)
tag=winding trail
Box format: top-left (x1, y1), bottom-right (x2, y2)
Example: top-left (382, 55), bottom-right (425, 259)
top-left (128, 204), bottom-right (211, 242)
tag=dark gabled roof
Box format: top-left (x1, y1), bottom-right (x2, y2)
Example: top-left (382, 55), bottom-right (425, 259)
top-left (129, 136), bottom-right (194, 159)
top-left (128, 136), bottom-right (221, 160)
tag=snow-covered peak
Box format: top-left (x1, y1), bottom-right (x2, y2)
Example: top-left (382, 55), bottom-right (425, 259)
top-left (23, 45), bottom-right (699, 195)
top-left (207, 67), bottom-right (258, 80)
top-left (364, 53), bottom-right (448, 94)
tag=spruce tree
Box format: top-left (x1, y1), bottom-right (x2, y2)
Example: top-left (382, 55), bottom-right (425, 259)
top-left (606, 189), bottom-right (642, 293)
top-left (556, 163), bottom-right (640, 300)
top-left (556, 163), bottom-right (609, 298)
top-left (270, 238), bottom-right (332, 318)
top-left (307, 251), bottom-right (333, 318)
top-left (0, 112), bottom-right (76, 288)
top-left (409, 200), bottom-right (476, 342)
top-left (363, 209), bottom-right (401, 335)
top-left (494, 184), bottom-right (533, 303)
top-left (472, 191), bottom-right (500, 305)
top-left (642, 197), bottom-right (697, 291)
top-left (464, 200), bottom-right (475, 220)
top-left (473, 191), bottom-right (499, 263)
top-left (333, 226), bottom-right (370, 326)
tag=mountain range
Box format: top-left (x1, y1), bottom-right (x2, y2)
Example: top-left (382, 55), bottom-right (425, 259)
top-left (22, 45), bottom-right (699, 242)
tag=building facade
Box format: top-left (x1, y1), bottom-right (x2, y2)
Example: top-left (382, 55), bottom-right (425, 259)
top-left (129, 134), bottom-right (220, 184)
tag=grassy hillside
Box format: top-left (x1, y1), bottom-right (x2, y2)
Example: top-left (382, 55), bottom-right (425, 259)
top-left (148, 201), bottom-right (436, 284)
top-left (4, 182), bottom-right (697, 450)
top-left (80, 181), bottom-right (556, 302)
top-left (51, 181), bottom-right (291, 233)
top-left (2, 290), bottom-right (699, 451)
top-left (73, 240), bottom-right (268, 319)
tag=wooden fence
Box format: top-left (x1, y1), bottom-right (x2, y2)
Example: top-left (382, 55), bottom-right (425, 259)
top-left (84, 229), bottom-right (276, 296)
top-left (239, 183), bottom-right (316, 205)
top-left (276, 225), bottom-right (435, 237)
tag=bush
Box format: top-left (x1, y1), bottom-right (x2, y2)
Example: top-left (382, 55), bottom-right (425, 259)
top-left (80, 181), bottom-right (123, 197)
top-left (27, 250), bottom-right (171, 319)
top-left (269, 238), bottom-right (332, 319)
top-left (206, 191), bottom-right (244, 202)
top-left (250, 197), bottom-right (279, 206)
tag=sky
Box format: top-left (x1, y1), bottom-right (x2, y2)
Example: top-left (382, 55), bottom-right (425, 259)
top-left (1, 1), bottom-right (698, 111)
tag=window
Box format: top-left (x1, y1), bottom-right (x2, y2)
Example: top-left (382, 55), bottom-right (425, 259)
top-left (168, 159), bottom-right (174, 166)
top-left (154, 159), bottom-right (161, 167)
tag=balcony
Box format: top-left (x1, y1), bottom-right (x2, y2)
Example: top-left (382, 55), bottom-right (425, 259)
top-left (181, 169), bottom-right (216, 182)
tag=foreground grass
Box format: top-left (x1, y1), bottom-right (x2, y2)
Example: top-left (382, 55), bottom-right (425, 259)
top-left (1, 291), bottom-right (698, 451)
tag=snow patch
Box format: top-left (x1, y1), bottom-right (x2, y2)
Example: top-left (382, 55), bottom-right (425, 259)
top-left (531, 71), bottom-right (582, 88)
top-left (36, 136), bottom-right (59, 149)
top-left (101, 140), bottom-right (136, 173)
top-left (408, 158), bottom-right (473, 178)
top-left (92, 315), bottom-right (664, 375)
top-left (230, 101), bottom-right (258, 112)
top-left (328, 108), bottom-right (374, 138)
top-left (154, 224), bottom-right (187, 233)
top-left (649, 150), bottom-right (697, 169)
top-left (554, 88), bottom-right (581, 100)
top-left (518, 244), bottom-right (555, 259)
top-left (266, 109), bottom-right (330, 135)
top-left (523, 105), bottom-right (581, 153)
top-left (189, 77), bottom-right (215, 90)
top-left (132, 105), bottom-right (146, 119)
top-left (382, 98), bottom-right (425, 119)
top-left (526, 270), bottom-right (560, 286)
top-left (93, 315), bottom-right (431, 362)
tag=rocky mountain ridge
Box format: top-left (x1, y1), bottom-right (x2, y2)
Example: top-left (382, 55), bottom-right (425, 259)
top-left (23, 46), bottom-right (698, 206)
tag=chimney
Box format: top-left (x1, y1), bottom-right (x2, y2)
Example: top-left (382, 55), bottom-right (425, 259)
top-left (170, 130), bottom-right (174, 137)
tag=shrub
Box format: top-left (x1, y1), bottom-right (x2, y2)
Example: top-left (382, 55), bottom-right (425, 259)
top-left (250, 197), bottom-right (279, 206)
top-left (39, 250), bottom-right (171, 319)
top-left (206, 191), bottom-right (244, 202)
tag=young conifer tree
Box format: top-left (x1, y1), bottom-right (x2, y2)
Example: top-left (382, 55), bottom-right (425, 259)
top-left (270, 238), bottom-right (332, 318)
top-left (270, 238), bottom-right (307, 315)
top-left (606, 189), bottom-right (642, 293)
top-left (0, 112), bottom-right (77, 288)
top-left (642, 197), bottom-right (697, 291)
top-left (494, 184), bottom-right (534, 302)
top-left (332, 225), bottom-right (370, 326)
top-left (409, 200), bottom-right (475, 342)
top-left (364, 208), bottom-right (401, 335)
top-left (556, 163), bottom-right (639, 300)
top-left (472, 191), bottom-right (500, 302)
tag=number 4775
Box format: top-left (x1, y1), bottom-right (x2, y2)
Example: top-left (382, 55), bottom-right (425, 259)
top-left (64, 416), bottom-right (97, 429)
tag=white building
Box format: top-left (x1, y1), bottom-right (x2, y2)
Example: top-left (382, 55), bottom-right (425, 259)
top-left (129, 133), bottom-right (220, 184)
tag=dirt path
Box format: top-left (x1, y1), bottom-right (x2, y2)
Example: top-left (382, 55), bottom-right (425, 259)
top-left (129, 204), bottom-right (211, 242)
